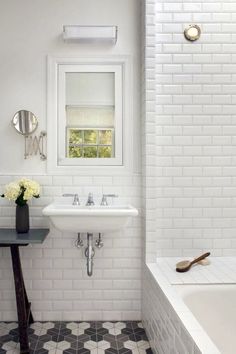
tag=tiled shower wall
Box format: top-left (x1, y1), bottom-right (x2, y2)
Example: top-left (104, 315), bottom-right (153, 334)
top-left (0, 175), bottom-right (141, 321)
top-left (147, 0), bottom-right (236, 260)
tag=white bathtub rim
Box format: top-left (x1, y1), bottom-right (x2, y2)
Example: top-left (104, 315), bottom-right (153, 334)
top-left (147, 263), bottom-right (220, 354)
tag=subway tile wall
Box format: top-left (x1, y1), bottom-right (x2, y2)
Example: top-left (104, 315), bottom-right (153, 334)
top-left (142, 265), bottom-right (201, 354)
top-left (143, 0), bottom-right (158, 263)
top-left (150, 0), bottom-right (236, 258)
top-left (0, 175), bottom-right (142, 321)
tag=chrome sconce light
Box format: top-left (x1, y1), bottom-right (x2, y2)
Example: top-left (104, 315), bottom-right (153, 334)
top-left (63, 25), bottom-right (118, 44)
top-left (184, 24), bottom-right (201, 41)
top-left (12, 110), bottom-right (47, 160)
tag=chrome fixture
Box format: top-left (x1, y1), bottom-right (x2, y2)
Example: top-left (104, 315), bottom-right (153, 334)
top-left (85, 233), bottom-right (95, 276)
top-left (63, 193), bottom-right (80, 205)
top-left (184, 24), bottom-right (201, 42)
top-left (101, 194), bottom-right (118, 206)
top-left (24, 131), bottom-right (47, 160)
top-left (75, 233), bottom-right (84, 248)
top-left (95, 233), bottom-right (103, 249)
top-left (12, 110), bottom-right (38, 135)
top-left (74, 232), bottom-right (103, 276)
top-left (12, 110), bottom-right (47, 160)
top-left (86, 192), bottom-right (95, 206)
top-left (63, 25), bottom-right (117, 44)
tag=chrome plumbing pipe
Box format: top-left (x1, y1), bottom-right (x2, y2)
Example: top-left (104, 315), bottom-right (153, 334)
top-left (75, 233), bottom-right (83, 248)
top-left (95, 233), bottom-right (103, 248)
top-left (85, 233), bottom-right (95, 276)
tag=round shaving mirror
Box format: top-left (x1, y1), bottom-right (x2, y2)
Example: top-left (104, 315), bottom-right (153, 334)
top-left (12, 110), bottom-right (38, 135)
top-left (184, 24), bottom-right (201, 41)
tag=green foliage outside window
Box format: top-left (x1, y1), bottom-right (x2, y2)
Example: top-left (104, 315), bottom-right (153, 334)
top-left (69, 130), bottom-right (83, 145)
top-left (69, 146), bottom-right (83, 158)
top-left (84, 146), bottom-right (97, 158)
top-left (84, 130), bottom-right (97, 144)
top-left (98, 146), bottom-right (112, 157)
top-left (99, 130), bottom-right (112, 145)
top-left (68, 129), bottom-right (113, 158)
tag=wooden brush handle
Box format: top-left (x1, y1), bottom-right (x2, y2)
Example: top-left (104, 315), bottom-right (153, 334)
top-left (190, 252), bottom-right (210, 266)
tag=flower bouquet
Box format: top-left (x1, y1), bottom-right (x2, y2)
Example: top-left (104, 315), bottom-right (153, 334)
top-left (1, 178), bottom-right (40, 233)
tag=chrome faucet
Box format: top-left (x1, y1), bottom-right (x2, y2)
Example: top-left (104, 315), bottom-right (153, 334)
top-left (62, 193), bottom-right (80, 205)
top-left (100, 194), bottom-right (118, 206)
top-left (86, 192), bottom-right (95, 206)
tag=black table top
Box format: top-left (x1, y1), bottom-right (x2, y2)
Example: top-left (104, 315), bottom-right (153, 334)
top-left (0, 228), bottom-right (50, 245)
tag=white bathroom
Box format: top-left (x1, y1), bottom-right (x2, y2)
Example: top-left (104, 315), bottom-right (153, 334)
top-left (0, 0), bottom-right (235, 353)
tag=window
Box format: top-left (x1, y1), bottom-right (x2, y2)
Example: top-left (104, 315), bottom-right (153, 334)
top-left (65, 93), bottom-right (115, 160)
top-left (47, 56), bottom-right (132, 174)
top-left (67, 128), bottom-right (114, 158)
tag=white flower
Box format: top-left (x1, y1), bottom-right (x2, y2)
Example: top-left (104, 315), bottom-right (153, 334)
top-left (1, 178), bottom-right (40, 204)
top-left (3, 182), bottom-right (21, 201)
top-left (18, 178), bottom-right (40, 201)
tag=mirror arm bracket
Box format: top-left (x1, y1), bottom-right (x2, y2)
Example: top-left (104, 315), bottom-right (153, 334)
top-left (24, 131), bottom-right (47, 160)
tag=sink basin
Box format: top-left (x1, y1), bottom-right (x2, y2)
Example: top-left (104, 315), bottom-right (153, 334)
top-left (42, 203), bottom-right (139, 233)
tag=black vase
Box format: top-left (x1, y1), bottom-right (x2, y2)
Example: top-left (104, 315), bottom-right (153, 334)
top-left (16, 204), bottom-right (29, 233)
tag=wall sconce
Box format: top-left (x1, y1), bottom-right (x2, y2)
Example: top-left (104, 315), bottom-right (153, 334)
top-left (63, 25), bottom-right (118, 44)
top-left (184, 24), bottom-right (201, 41)
top-left (12, 110), bottom-right (47, 160)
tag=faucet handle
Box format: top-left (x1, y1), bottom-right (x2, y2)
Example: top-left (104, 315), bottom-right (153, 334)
top-left (62, 193), bottom-right (80, 205)
top-left (100, 194), bottom-right (118, 206)
top-left (86, 192), bottom-right (95, 206)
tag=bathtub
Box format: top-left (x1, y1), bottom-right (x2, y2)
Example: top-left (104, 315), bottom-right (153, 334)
top-left (174, 284), bottom-right (236, 354)
top-left (143, 263), bottom-right (221, 354)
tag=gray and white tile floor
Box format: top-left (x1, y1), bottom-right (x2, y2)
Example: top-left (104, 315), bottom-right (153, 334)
top-left (0, 321), bottom-right (153, 354)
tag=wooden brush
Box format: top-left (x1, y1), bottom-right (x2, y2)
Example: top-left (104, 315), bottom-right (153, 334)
top-left (176, 252), bottom-right (211, 273)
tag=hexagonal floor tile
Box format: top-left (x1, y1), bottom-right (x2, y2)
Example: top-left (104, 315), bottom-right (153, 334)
top-left (123, 340), bottom-right (138, 350)
top-left (62, 334), bottom-right (77, 344)
top-left (4, 349), bottom-right (20, 354)
top-left (108, 328), bottom-right (121, 336)
top-left (97, 340), bottom-right (111, 350)
top-left (2, 341), bottom-right (19, 351)
top-left (57, 341), bottom-right (71, 350)
top-left (64, 349), bottom-right (77, 354)
top-left (84, 340), bottom-right (97, 350)
top-left (137, 340), bottom-right (150, 349)
top-left (78, 322), bottom-right (90, 330)
top-left (4, 324), bottom-right (18, 331)
top-left (66, 323), bottom-right (78, 330)
top-left (77, 334), bottom-right (90, 343)
top-left (114, 323), bottom-right (126, 330)
top-left (71, 328), bottom-right (85, 336)
top-left (0, 321), bottom-right (152, 354)
top-left (77, 348), bottom-right (90, 354)
top-left (70, 341), bottom-right (83, 350)
top-left (0, 329), bottom-right (10, 337)
top-left (102, 322), bottom-right (114, 330)
top-left (43, 340), bottom-right (57, 350)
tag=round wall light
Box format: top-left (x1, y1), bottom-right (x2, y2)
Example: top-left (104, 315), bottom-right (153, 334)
top-left (184, 24), bottom-right (201, 41)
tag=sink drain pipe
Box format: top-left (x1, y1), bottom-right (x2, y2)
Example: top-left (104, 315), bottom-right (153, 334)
top-left (75, 232), bottom-right (103, 276)
top-left (85, 233), bottom-right (95, 276)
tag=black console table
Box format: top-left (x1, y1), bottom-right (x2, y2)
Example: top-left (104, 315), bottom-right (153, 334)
top-left (0, 228), bottom-right (49, 354)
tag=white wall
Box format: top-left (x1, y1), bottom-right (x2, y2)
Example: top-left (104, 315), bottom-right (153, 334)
top-left (146, 0), bottom-right (236, 260)
top-left (0, 0), bottom-right (140, 174)
top-left (0, 0), bottom-right (141, 321)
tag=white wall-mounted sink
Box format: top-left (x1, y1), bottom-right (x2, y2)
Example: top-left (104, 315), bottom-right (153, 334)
top-left (42, 203), bottom-right (139, 233)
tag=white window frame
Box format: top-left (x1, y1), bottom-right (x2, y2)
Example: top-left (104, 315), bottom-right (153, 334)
top-left (47, 56), bottom-right (133, 175)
